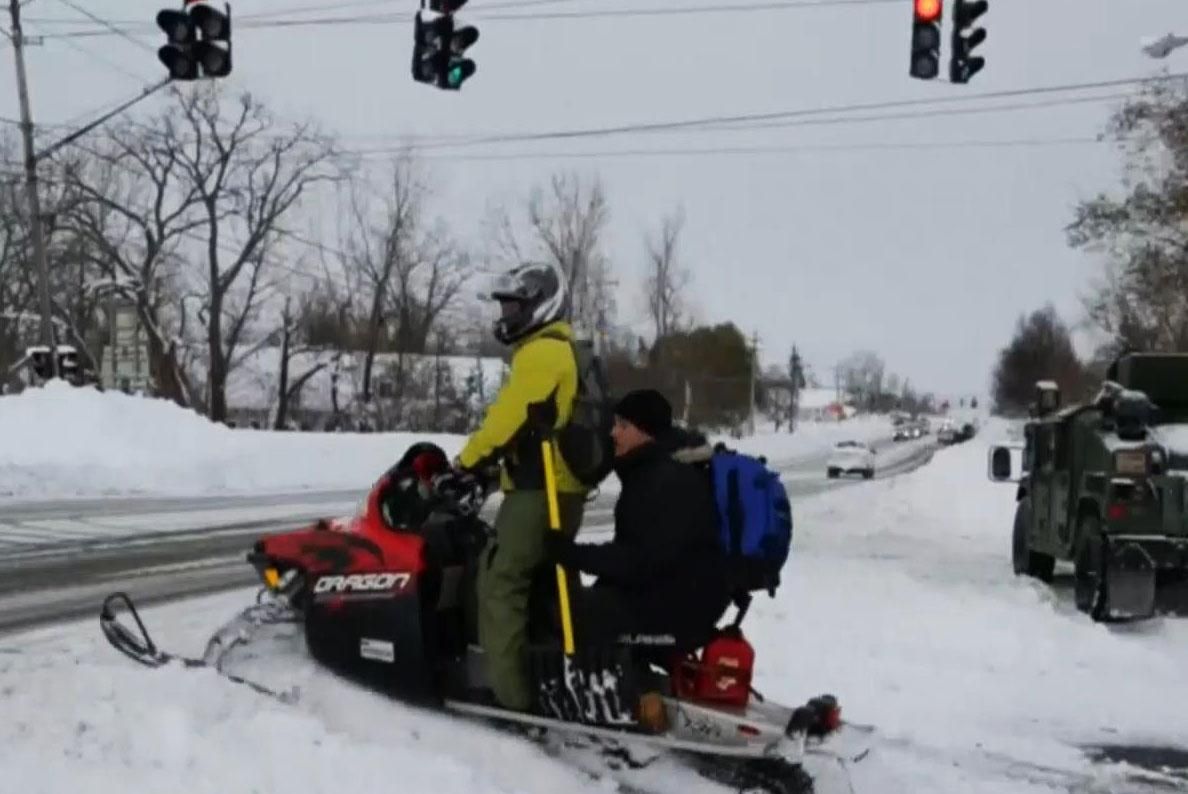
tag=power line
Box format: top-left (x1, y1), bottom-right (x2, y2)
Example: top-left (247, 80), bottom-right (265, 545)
top-left (26, 75), bottom-right (1142, 150)
top-left (21, 0), bottom-right (584, 27)
top-left (690, 91), bottom-right (1133, 134)
top-left (340, 91), bottom-right (1131, 155)
top-left (377, 135), bottom-right (1105, 162)
top-left (32, 19), bottom-right (152, 83)
top-left (52, 0), bottom-right (154, 53)
top-left (364, 73), bottom-right (1188, 151)
top-left (31, 0), bottom-right (907, 40)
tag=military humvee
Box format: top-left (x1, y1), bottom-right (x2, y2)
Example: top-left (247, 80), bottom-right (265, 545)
top-left (987, 353), bottom-right (1188, 621)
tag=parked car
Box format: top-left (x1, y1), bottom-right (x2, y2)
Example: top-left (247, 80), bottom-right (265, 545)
top-left (827, 441), bottom-right (875, 479)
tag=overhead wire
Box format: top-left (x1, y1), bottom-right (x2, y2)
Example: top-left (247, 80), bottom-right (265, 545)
top-left (30, 0), bottom-right (908, 40)
top-left (21, 0), bottom-right (586, 28)
top-left (340, 91), bottom-right (1132, 156)
top-left (34, 73), bottom-right (1155, 151)
top-left (32, 21), bottom-right (154, 84)
top-left (374, 135), bottom-right (1107, 162)
top-left (349, 73), bottom-right (1188, 152)
top-left (51, 0), bottom-right (155, 53)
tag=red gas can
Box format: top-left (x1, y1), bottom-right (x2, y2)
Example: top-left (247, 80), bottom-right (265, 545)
top-left (674, 628), bottom-right (754, 708)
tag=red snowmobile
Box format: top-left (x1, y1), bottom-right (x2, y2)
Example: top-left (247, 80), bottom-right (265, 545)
top-left (99, 442), bottom-right (855, 794)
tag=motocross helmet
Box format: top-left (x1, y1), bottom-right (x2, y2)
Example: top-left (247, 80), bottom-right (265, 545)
top-left (488, 262), bottom-right (569, 345)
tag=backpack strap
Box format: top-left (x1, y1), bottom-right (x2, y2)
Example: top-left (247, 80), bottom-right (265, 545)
top-left (730, 591), bottom-right (752, 629)
top-left (725, 462), bottom-right (744, 557)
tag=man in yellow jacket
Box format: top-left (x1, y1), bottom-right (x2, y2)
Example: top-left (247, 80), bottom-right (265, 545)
top-left (456, 262), bottom-right (588, 711)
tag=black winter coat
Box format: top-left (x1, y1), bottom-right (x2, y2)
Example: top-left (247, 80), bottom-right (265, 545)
top-left (566, 441), bottom-right (731, 646)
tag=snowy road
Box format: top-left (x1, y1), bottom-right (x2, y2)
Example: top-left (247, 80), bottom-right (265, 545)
top-left (0, 436), bottom-right (935, 635)
top-left (2, 429), bottom-right (1186, 794)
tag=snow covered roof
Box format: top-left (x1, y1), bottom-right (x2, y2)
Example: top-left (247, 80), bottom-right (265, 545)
top-left (799, 388), bottom-right (844, 410)
top-left (223, 347), bottom-right (509, 414)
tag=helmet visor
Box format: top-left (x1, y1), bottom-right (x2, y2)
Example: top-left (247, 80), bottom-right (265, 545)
top-left (486, 271), bottom-right (527, 302)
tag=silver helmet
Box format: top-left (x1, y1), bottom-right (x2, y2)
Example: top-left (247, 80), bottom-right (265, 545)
top-left (489, 262), bottom-right (569, 345)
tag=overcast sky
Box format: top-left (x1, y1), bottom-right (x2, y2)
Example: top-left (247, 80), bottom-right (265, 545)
top-left (3, 0), bottom-right (1186, 398)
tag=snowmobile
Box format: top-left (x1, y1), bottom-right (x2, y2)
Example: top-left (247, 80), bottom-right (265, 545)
top-left (99, 441), bottom-right (856, 794)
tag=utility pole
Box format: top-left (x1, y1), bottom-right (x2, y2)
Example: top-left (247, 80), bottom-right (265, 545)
top-left (748, 330), bottom-right (759, 436)
top-left (8, 0), bottom-right (58, 378)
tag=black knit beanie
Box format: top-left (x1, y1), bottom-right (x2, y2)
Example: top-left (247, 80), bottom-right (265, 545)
top-left (614, 389), bottom-right (673, 439)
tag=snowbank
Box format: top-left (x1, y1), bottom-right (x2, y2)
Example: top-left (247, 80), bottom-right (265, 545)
top-left (0, 382), bottom-right (466, 500)
top-left (755, 418), bottom-right (1188, 790)
top-left (0, 384), bottom-right (894, 500)
top-left (0, 597), bottom-right (620, 794)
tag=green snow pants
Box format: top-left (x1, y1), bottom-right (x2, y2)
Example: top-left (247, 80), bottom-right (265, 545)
top-left (476, 489), bottom-right (586, 711)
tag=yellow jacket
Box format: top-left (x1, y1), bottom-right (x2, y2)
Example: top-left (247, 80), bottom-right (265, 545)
top-left (457, 321), bottom-right (586, 493)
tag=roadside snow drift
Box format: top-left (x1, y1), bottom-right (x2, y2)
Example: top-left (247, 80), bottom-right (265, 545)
top-left (2, 424), bottom-right (1186, 793)
top-left (0, 383), bottom-right (892, 500)
top-left (0, 382), bottom-right (467, 499)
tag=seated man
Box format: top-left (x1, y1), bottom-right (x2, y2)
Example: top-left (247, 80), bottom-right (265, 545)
top-left (544, 389), bottom-right (730, 655)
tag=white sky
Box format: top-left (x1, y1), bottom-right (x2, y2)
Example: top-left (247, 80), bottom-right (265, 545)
top-left (3, 0), bottom-right (1186, 399)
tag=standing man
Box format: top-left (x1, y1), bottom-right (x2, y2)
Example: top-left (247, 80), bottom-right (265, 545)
top-left (455, 261), bottom-right (587, 711)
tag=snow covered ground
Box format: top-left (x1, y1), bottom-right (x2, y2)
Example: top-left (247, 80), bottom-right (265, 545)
top-left (2, 422), bottom-right (1185, 793)
top-left (0, 382), bottom-right (467, 500)
top-left (0, 383), bottom-right (893, 501)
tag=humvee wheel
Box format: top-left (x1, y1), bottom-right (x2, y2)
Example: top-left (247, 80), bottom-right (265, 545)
top-left (1074, 516), bottom-right (1107, 620)
top-left (1012, 497), bottom-right (1055, 582)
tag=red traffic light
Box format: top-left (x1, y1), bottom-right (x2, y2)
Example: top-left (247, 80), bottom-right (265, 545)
top-left (914, 0), bottom-right (941, 22)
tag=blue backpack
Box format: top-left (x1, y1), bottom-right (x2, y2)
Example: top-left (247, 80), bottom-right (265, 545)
top-left (708, 448), bottom-right (793, 595)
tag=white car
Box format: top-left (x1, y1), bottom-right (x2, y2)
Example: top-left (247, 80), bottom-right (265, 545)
top-left (937, 421), bottom-right (958, 444)
top-left (826, 441), bottom-right (875, 480)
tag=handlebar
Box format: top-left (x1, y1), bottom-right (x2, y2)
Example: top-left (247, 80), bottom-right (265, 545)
top-left (430, 468), bottom-right (495, 516)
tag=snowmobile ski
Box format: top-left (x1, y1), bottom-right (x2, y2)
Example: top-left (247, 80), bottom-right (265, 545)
top-left (99, 591), bottom-right (300, 703)
top-left (445, 698), bottom-right (808, 760)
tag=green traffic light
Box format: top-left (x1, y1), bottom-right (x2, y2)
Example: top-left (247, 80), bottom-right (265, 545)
top-left (444, 59), bottom-right (475, 89)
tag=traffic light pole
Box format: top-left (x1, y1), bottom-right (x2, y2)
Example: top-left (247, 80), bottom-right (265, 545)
top-left (35, 77), bottom-right (170, 164)
top-left (7, 0), bottom-right (58, 378)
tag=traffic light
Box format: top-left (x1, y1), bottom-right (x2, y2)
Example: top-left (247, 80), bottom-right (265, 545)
top-left (156, 0), bottom-right (232, 81)
top-left (949, 0), bottom-right (987, 84)
top-left (909, 0), bottom-right (942, 80)
top-left (412, 0), bottom-right (478, 91)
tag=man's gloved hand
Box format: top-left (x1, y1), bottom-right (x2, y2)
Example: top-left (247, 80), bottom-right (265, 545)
top-left (434, 468), bottom-right (487, 515)
top-left (452, 457), bottom-right (500, 494)
top-left (542, 531), bottom-right (578, 568)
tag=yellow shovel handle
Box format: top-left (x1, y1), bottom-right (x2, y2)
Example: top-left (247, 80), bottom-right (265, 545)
top-left (540, 438), bottom-right (576, 656)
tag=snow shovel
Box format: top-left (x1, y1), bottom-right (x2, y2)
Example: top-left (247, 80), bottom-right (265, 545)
top-left (528, 397), bottom-right (577, 656)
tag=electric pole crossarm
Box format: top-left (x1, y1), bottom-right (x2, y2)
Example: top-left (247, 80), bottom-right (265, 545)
top-left (34, 77), bottom-right (171, 163)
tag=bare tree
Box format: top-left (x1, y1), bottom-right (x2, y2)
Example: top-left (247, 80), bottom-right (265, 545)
top-left (333, 154), bottom-right (471, 417)
top-left (492, 172), bottom-right (612, 332)
top-left (837, 350), bottom-right (886, 410)
top-left (273, 294), bottom-right (327, 429)
top-left (643, 206), bottom-right (691, 344)
top-left (340, 154), bottom-right (424, 403)
top-left (388, 219), bottom-right (471, 355)
top-left (57, 120), bottom-right (208, 405)
top-left (166, 87), bottom-right (339, 422)
top-left (1068, 78), bottom-right (1188, 356)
